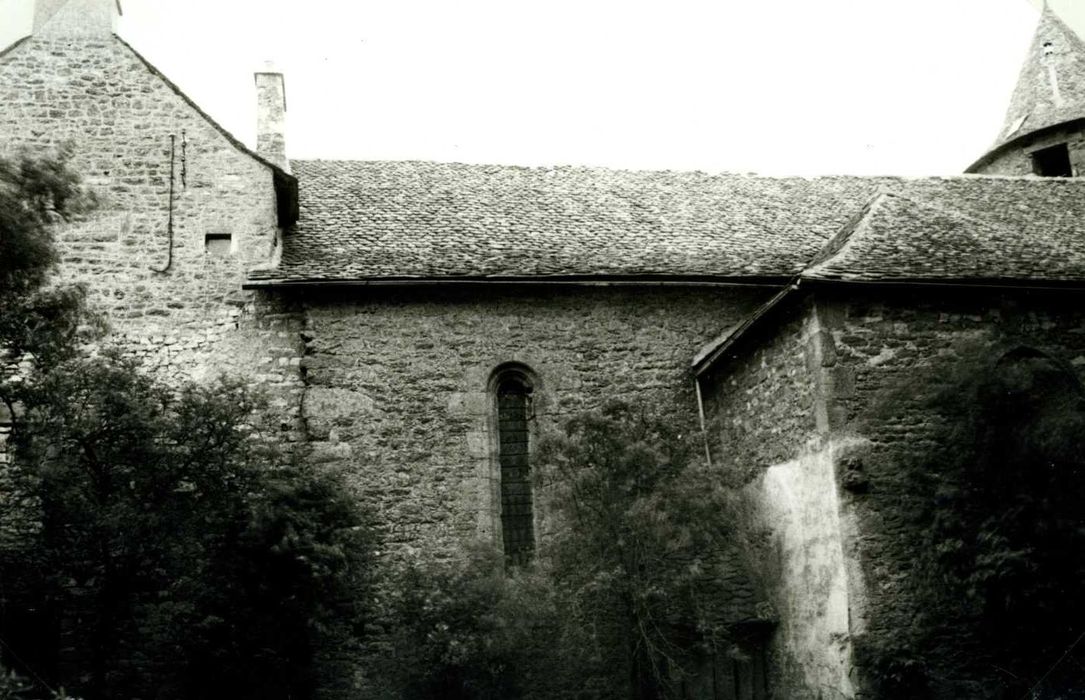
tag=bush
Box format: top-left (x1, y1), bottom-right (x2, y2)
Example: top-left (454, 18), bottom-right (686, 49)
top-left (379, 543), bottom-right (565, 700)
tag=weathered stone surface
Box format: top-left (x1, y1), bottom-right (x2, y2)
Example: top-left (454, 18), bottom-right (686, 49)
top-left (699, 298), bottom-right (861, 699)
top-left (700, 298), bottom-right (822, 487)
top-left (0, 31), bottom-right (300, 391)
top-left (293, 285), bottom-right (767, 555)
top-left (975, 126), bottom-right (1085, 176)
top-left (818, 288), bottom-right (1085, 694)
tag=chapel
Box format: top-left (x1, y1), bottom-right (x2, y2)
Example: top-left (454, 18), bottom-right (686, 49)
top-left (2, 1), bottom-right (1085, 697)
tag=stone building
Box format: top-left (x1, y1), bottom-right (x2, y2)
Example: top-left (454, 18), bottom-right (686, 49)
top-left (2, 0), bottom-right (1085, 697)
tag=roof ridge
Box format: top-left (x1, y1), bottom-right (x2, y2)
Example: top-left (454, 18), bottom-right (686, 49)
top-left (804, 189), bottom-right (895, 273)
top-left (292, 159), bottom-right (1085, 184)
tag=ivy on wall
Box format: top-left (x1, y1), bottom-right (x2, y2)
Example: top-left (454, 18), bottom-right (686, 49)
top-left (856, 345), bottom-right (1085, 698)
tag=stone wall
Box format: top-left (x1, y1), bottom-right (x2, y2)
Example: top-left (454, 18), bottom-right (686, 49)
top-left (0, 29), bottom-right (311, 693)
top-left (817, 287), bottom-right (1085, 694)
top-left (973, 125), bottom-right (1085, 176)
top-left (293, 284), bottom-right (767, 556)
top-left (0, 32), bottom-right (299, 397)
top-left (282, 284), bottom-right (769, 696)
top-left (698, 296), bottom-right (861, 699)
top-left (700, 299), bottom-right (821, 487)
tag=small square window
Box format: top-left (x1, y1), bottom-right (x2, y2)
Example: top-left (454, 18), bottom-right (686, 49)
top-left (205, 233), bottom-right (233, 257)
top-left (1031, 143), bottom-right (1073, 177)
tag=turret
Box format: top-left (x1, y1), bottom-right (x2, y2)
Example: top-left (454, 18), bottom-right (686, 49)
top-left (968, 4), bottom-right (1085, 175)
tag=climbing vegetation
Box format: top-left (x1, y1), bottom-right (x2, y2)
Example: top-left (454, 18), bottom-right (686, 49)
top-left (858, 345), bottom-right (1085, 698)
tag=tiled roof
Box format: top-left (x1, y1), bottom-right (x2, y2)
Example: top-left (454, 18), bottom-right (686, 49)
top-left (804, 178), bottom-right (1085, 283)
top-left (247, 160), bottom-right (1085, 286)
top-left (992, 5), bottom-right (1085, 149)
top-left (248, 160), bottom-right (892, 283)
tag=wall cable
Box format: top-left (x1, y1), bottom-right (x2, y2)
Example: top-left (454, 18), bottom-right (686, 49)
top-left (150, 134), bottom-right (176, 274)
top-left (180, 129), bottom-right (187, 189)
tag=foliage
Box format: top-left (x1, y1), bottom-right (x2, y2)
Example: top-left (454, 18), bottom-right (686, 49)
top-left (0, 667), bottom-right (35, 700)
top-left (859, 345), bottom-right (1085, 698)
top-left (0, 662), bottom-right (81, 700)
top-left (380, 543), bottom-right (568, 700)
top-left (376, 401), bottom-right (751, 700)
top-left (535, 400), bottom-right (749, 699)
top-left (5, 353), bottom-right (370, 700)
top-left (0, 148), bottom-right (370, 698)
top-left (0, 145), bottom-right (98, 371)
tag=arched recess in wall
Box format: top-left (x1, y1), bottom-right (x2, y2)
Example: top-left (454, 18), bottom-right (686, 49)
top-left (994, 345), bottom-right (1082, 390)
top-left (488, 362), bottom-right (540, 566)
top-left (989, 344), bottom-right (1084, 478)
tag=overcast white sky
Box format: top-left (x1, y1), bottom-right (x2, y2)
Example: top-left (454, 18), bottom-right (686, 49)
top-left (0, 0), bottom-right (1077, 175)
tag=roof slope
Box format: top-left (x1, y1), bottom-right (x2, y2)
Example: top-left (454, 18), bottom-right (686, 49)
top-left (994, 4), bottom-right (1085, 148)
top-left (804, 180), bottom-right (1085, 282)
top-left (248, 160), bottom-right (1085, 285)
top-left (250, 161), bottom-right (896, 283)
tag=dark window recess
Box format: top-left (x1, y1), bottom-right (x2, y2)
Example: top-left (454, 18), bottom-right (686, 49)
top-left (1031, 143), bottom-right (1073, 177)
top-left (205, 233), bottom-right (233, 257)
top-left (497, 376), bottom-right (534, 566)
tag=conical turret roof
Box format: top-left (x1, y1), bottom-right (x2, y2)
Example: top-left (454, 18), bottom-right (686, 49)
top-left (994, 3), bottom-right (1085, 148)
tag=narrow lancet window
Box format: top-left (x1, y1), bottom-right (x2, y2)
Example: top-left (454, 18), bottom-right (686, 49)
top-left (496, 373), bottom-right (535, 565)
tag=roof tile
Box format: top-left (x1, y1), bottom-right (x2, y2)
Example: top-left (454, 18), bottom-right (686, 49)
top-left (249, 161), bottom-right (1085, 285)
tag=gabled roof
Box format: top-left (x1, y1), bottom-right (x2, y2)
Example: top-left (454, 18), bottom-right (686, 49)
top-left (248, 160), bottom-right (894, 285)
top-left (246, 161), bottom-right (1085, 287)
top-left (973, 4), bottom-right (1085, 167)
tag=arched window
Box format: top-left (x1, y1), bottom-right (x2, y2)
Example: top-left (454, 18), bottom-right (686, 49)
top-left (492, 365), bottom-right (536, 566)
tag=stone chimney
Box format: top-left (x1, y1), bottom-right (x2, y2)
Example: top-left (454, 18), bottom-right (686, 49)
top-left (34, 0), bottom-right (121, 39)
top-left (254, 64), bottom-right (289, 172)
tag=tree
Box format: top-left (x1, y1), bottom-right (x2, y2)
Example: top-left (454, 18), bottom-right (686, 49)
top-left (0, 145), bottom-right (96, 375)
top-left (375, 401), bottom-right (758, 700)
top-left (0, 146), bottom-right (97, 698)
top-left (535, 400), bottom-right (754, 699)
top-left (9, 354), bottom-right (370, 700)
top-left (0, 149), bottom-right (370, 699)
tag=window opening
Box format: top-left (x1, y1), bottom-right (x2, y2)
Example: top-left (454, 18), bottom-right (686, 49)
top-left (1031, 143), bottom-right (1072, 177)
top-left (205, 232), bottom-right (233, 257)
top-left (497, 374), bottom-right (534, 566)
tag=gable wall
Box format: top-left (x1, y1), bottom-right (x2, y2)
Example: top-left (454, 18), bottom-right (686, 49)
top-left (0, 34), bottom-right (298, 392)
